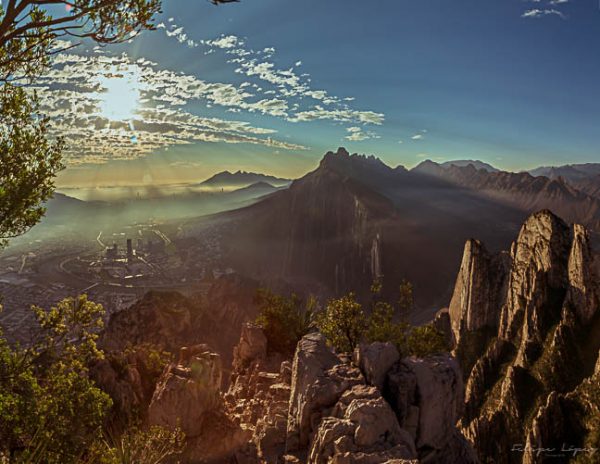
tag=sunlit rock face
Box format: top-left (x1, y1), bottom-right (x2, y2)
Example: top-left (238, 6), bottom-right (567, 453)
top-left (282, 334), bottom-right (475, 464)
top-left (448, 238), bottom-right (510, 346)
top-left (450, 210), bottom-right (600, 464)
top-left (148, 345), bottom-right (248, 464)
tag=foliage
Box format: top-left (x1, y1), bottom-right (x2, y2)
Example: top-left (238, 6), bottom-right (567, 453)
top-left (87, 425), bottom-right (185, 464)
top-left (406, 325), bottom-right (449, 357)
top-left (0, 295), bottom-right (112, 463)
top-left (316, 292), bottom-right (366, 353)
top-left (0, 85), bottom-right (64, 247)
top-left (255, 288), bottom-right (314, 355)
top-left (397, 279), bottom-right (413, 322)
top-left (0, 0), bottom-right (162, 82)
top-left (365, 301), bottom-right (409, 352)
top-left (316, 281), bottom-right (449, 357)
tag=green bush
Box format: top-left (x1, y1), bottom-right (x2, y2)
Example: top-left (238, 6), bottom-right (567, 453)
top-left (0, 295), bottom-right (112, 463)
top-left (365, 302), bottom-right (409, 353)
top-left (406, 325), bottom-right (449, 357)
top-left (255, 289), bottom-right (314, 355)
top-left (88, 425), bottom-right (185, 464)
top-left (316, 293), bottom-right (366, 353)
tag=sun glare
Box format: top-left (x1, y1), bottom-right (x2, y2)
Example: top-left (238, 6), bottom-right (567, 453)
top-left (96, 66), bottom-right (142, 122)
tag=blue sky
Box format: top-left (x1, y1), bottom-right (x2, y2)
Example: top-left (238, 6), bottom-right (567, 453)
top-left (43, 0), bottom-right (600, 186)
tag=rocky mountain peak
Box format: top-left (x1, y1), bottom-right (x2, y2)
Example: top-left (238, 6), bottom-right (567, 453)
top-left (448, 210), bottom-right (600, 463)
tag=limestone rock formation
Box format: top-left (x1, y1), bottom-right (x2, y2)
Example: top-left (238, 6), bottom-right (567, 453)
top-left (286, 333), bottom-right (364, 452)
top-left (308, 385), bottom-right (417, 464)
top-left (451, 210), bottom-right (600, 464)
top-left (448, 239), bottom-right (509, 346)
top-left (284, 335), bottom-right (475, 464)
top-left (148, 345), bottom-right (248, 463)
top-left (354, 342), bottom-right (400, 391)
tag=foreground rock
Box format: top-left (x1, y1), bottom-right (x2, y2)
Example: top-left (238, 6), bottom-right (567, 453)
top-left (148, 345), bottom-right (248, 463)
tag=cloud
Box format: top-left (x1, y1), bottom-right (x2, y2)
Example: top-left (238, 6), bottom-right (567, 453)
top-left (157, 21), bottom-right (198, 48)
top-left (344, 126), bottom-right (380, 142)
top-left (522, 8), bottom-right (566, 19)
top-left (291, 107), bottom-right (385, 125)
top-left (411, 134), bottom-right (424, 140)
top-left (35, 32), bottom-right (384, 165)
top-left (35, 50), bottom-right (306, 164)
top-left (201, 34), bottom-right (383, 126)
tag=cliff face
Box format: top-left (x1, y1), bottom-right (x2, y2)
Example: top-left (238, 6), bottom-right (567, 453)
top-left (449, 210), bottom-right (600, 463)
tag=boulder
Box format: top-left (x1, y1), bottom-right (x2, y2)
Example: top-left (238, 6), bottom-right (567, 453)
top-left (234, 322), bottom-right (268, 368)
top-left (354, 342), bottom-right (400, 391)
top-left (148, 344), bottom-right (222, 437)
top-left (386, 355), bottom-right (469, 457)
top-left (286, 333), bottom-right (363, 451)
top-left (309, 385), bottom-right (417, 464)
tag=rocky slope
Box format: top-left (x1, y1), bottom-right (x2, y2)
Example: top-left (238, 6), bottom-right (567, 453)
top-left (97, 319), bottom-right (475, 464)
top-left (224, 325), bottom-right (476, 464)
top-left (100, 274), bottom-right (259, 368)
top-left (448, 210), bottom-right (600, 463)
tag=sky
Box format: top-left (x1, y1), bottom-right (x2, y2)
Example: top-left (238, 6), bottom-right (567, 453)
top-left (31, 0), bottom-right (600, 187)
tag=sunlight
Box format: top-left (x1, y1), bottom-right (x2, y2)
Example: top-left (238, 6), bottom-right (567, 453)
top-left (96, 66), bottom-right (141, 122)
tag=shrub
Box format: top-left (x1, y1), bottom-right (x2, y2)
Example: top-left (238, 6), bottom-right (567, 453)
top-left (255, 289), bottom-right (314, 355)
top-left (365, 302), bottom-right (409, 353)
top-left (406, 325), bottom-right (449, 357)
top-left (316, 293), bottom-right (366, 353)
top-left (0, 295), bottom-right (112, 463)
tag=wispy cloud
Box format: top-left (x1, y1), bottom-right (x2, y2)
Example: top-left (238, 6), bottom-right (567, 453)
top-left (35, 51), bottom-right (305, 164)
top-left (344, 127), bottom-right (380, 142)
top-left (156, 21), bottom-right (198, 48)
top-left (522, 8), bottom-right (566, 19)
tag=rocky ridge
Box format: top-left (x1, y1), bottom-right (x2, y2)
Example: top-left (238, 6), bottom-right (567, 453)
top-left (448, 210), bottom-right (600, 463)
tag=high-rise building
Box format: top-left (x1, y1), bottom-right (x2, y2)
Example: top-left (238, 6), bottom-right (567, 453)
top-left (126, 239), bottom-right (134, 263)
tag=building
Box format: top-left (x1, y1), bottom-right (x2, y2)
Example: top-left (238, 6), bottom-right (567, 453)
top-left (126, 238), bottom-right (134, 263)
top-left (106, 243), bottom-right (118, 260)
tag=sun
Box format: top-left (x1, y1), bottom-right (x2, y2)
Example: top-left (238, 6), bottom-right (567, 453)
top-left (96, 66), bottom-right (142, 121)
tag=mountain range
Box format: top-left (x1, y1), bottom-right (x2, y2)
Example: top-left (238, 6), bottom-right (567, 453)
top-left (212, 148), bottom-right (600, 316)
top-left (196, 170), bottom-right (291, 189)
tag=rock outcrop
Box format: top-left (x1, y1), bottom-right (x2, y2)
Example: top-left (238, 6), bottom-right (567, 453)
top-left (221, 325), bottom-right (476, 463)
top-left (283, 333), bottom-right (475, 464)
top-left (448, 239), bottom-right (509, 346)
top-left (148, 344), bottom-right (248, 463)
top-left (450, 210), bottom-right (600, 464)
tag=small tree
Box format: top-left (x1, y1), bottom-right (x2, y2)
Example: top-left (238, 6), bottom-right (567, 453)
top-left (316, 293), bottom-right (366, 353)
top-left (398, 279), bottom-right (413, 322)
top-left (0, 295), bottom-right (112, 462)
top-left (406, 325), bottom-right (449, 358)
top-left (0, 86), bottom-right (64, 248)
top-left (365, 301), bottom-right (409, 353)
top-left (255, 289), bottom-right (314, 355)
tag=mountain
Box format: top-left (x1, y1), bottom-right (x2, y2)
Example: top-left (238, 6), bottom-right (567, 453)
top-left (572, 174), bottom-right (600, 200)
top-left (210, 149), bottom-right (600, 316)
top-left (529, 163), bottom-right (600, 182)
top-left (447, 210), bottom-right (600, 463)
top-left (216, 148), bottom-right (531, 313)
top-left (197, 170), bottom-right (291, 189)
top-left (440, 159), bottom-right (499, 172)
top-left (412, 160), bottom-right (600, 232)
